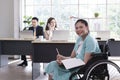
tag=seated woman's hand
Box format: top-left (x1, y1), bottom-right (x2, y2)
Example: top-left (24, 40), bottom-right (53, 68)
top-left (57, 54), bottom-right (63, 59)
top-left (56, 59), bottom-right (62, 65)
top-left (56, 54), bottom-right (64, 65)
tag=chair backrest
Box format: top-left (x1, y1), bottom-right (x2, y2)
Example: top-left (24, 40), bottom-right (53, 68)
top-left (108, 41), bottom-right (120, 56)
top-left (98, 41), bottom-right (106, 53)
top-left (104, 38), bottom-right (115, 56)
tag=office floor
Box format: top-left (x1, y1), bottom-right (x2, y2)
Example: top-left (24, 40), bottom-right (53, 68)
top-left (0, 59), bottom-right (48, 80)
top-left (0, 58), bottom-right (120, 80)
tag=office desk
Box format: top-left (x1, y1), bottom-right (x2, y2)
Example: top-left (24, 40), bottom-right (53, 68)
top-left (0, 38), bottom-right (40, 80)
top-left (0, 38), bottom-right (33, 55)
top-left (32, 40), bottom-right (107, 62)
top-left (0, 38), bottom-right (45, 80)
top-left (32, 40), bottom-right (75, 62)
top-left (0, 38), bottom-right (33, 67)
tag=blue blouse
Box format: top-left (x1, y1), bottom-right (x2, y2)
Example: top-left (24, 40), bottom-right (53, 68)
top-left (74, 34), bottom-right (101, 60)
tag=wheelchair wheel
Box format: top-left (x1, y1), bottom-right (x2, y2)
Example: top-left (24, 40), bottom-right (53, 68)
top-left (69, 72), bottom-right (83, 80)
top-left (84, 60), bottom-right (120, 80)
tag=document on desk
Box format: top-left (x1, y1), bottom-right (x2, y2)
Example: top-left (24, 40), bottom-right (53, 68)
top-left (61, 58), bottom-right (85, 69)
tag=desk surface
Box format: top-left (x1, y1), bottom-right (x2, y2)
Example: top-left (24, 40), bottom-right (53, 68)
top-left (32, 40), bottom-right (75, 43)
top-left (0, 38), bottom-right (34, 41)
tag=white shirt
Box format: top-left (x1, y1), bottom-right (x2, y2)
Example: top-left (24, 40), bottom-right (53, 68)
top-left (46, 28), bottom-right (57, 40)
top-left (76, 41), bottom-right (84, 55)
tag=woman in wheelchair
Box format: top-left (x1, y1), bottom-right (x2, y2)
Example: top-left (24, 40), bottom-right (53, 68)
top-left (45, 19), bottom-right (101, 80)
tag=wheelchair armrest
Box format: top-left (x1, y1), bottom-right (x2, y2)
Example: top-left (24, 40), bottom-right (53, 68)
top-left (70, 65), bottom-right (86, 74)
top-left (84, 53), bottom-right (108, 68)
top-left (91, 53), bottom-right (108, 59)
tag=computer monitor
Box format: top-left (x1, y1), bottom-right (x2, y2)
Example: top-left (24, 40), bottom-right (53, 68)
top-left (52, 30), bottom-right (69, 41)
top-left (97, 31), bottom-right (110, 40)
top-left (20, 30), bottom-right (34, 39)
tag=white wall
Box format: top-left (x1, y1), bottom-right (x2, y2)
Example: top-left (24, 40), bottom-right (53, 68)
top-left (0, 0), bottom-right (20, 38)
top-left (14, 0), bottom-right (20, 38)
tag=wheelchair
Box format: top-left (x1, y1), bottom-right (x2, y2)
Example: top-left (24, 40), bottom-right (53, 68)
top-left (69, 39), bottom-right (120, 80)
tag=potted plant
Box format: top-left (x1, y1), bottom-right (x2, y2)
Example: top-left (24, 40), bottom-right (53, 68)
top-left (94, 12), bottom-right (100, 31)
top-left (23, 16), bottom-right (32, 30)
top-left (39, 21), bottom-right (45, 26)
top-left (94, 12), bottom-right (99, 18)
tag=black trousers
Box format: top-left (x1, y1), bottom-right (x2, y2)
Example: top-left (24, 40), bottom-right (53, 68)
top-left (21, 55), bottom-right (27, 62)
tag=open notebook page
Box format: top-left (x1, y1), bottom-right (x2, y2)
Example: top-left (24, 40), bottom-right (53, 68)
top-left (61, 58), bottom-right (85, 69)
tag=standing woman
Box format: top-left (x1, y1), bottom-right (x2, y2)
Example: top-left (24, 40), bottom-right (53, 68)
top-left (45, 19), bottom-right (101, 80)
top-left (44, 17), bottom-right (57, 40)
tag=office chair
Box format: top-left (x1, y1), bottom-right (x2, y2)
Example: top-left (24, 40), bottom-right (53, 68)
top-left (104, 38), bottom-right (115, 56)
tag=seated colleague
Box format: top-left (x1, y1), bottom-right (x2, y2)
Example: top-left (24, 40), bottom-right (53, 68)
top-left (45, 19), bottom-right (101, 80)
top-left (42, 17), bottom-right (57, 74)
top-left (18, 17), bottom-right (44, 66)
top-left (44, 17), bottom-right (57, 40)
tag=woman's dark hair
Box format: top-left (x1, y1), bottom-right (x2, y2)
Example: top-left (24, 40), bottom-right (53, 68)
top-left (75, 19), bottom-right (89, 32)
top-left (45, 17), bottom-right (57, 30)
top-left (75, 19), bottom-right (88, 26)
top-left (32, 17), bottom-right (39, 22)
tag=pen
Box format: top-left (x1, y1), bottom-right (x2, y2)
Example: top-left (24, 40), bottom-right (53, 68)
top-left (56, 48), bottom-right (60, 55)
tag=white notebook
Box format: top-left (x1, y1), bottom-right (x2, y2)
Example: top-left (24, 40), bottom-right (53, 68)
top-left (61, 58), bottom-right (85, 69)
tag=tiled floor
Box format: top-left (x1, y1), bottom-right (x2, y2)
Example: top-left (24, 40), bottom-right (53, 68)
top-left (0, 59), bottom-right (120, 80)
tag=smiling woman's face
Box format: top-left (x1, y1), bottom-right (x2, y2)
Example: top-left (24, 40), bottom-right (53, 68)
top-left (49, 19), bottom-right (56, 28)
top-left (75, 22), bottom-right (88, 36)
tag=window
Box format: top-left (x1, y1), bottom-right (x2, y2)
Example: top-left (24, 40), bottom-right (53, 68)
top-left (21, 0), bottom-right (120, 40)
